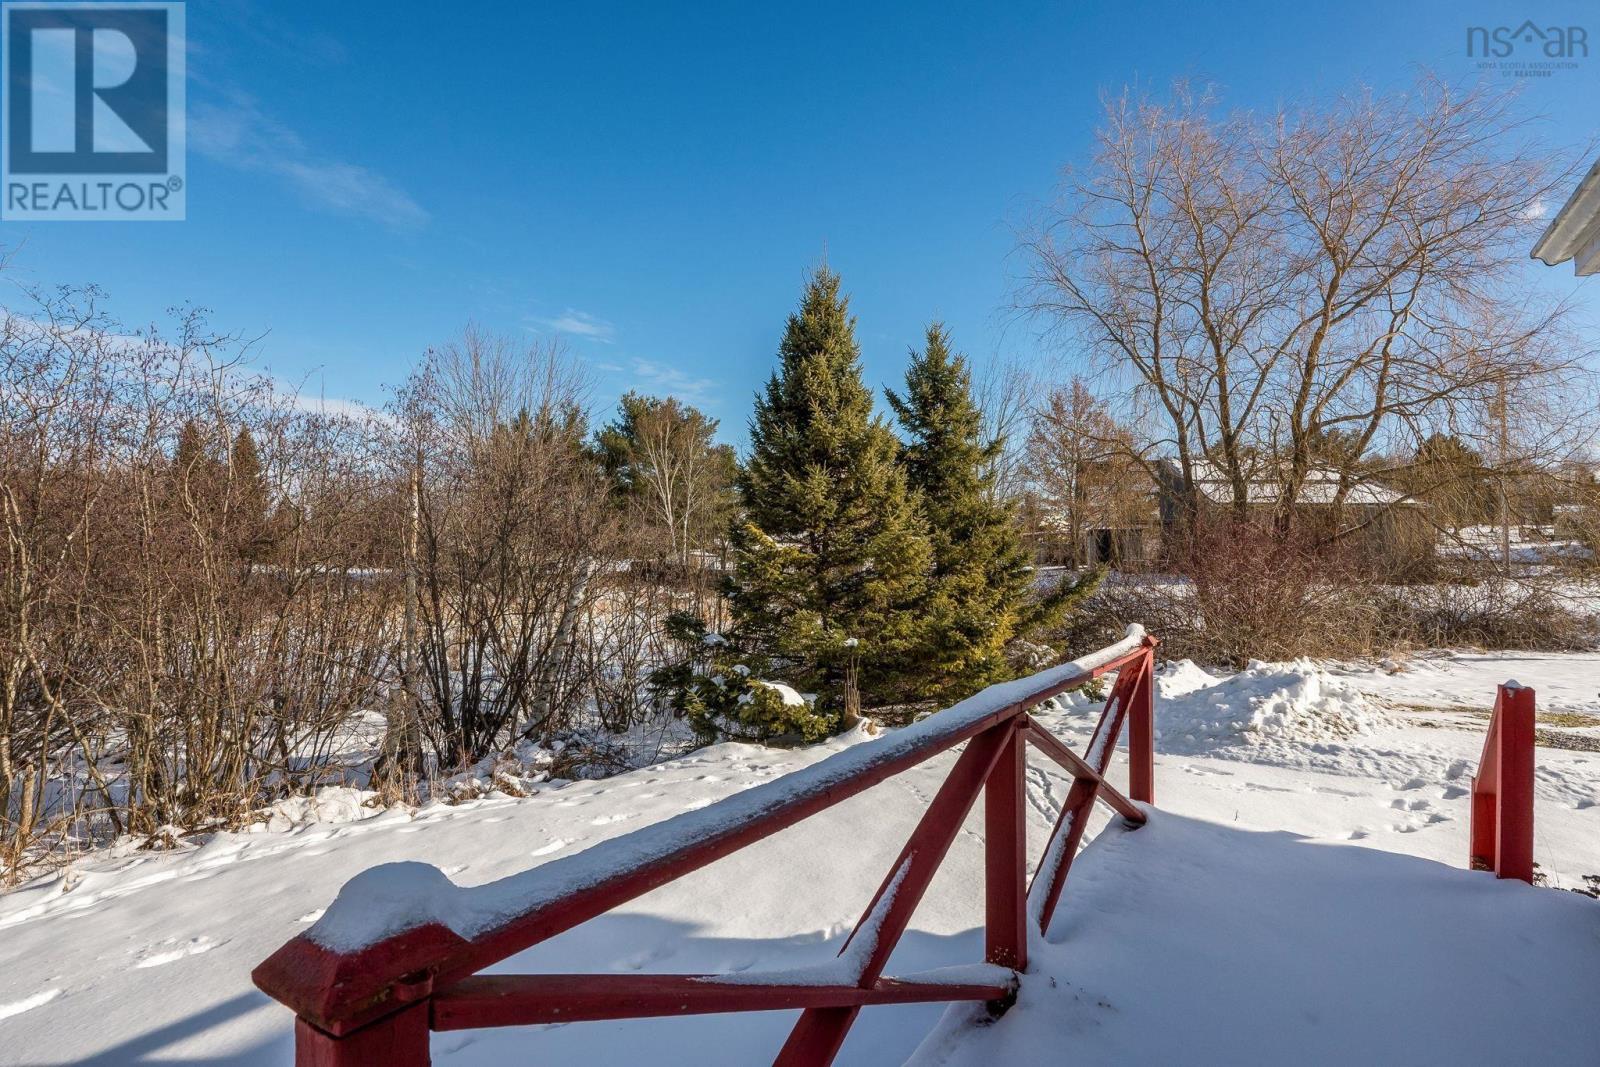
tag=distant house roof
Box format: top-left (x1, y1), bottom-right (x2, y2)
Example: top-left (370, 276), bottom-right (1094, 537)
top-left (1531, 156), bottom-right (1600, 277)
top-left (1167, 460), bottom-right (1416, 508)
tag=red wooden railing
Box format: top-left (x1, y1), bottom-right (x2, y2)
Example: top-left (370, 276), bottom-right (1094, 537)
top-left (254, 627), bottom-right (1159, 1066)
top-left (1469, 681), bottom-right (1536, 884)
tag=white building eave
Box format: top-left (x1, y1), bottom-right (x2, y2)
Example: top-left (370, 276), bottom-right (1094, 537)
top-left (1531, 156), bottom-right (1600, 276)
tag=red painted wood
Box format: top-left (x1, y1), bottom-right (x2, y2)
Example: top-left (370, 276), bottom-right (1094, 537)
top-left (1469, 684), bottom-right (1536, 882)
top-left (985, 721), bottom-right (1028, 971)
top-left (1027, 775), bottom-right (1099, 933)
top-left (1495, 685), bottom-right (1536, 883)
top-left (777, 723), bottom-right (1012, 1065)
top-left (1127, 644), bottom-right (1157, 804)
top-left (1017, 652), bottom-right (1145, 934)
top-left (430, 974), bottom-right (1014, 1029)
top-left (294, 1001), bottom-right (429, 1067)
top-left (1022, 719), bottom-right (1144, 825)
top-left (1469, 711), bottom-right (1500, 871)
top-left (1092, 656), bottom-right (1141, 776)
top-left (775, 1006), bottom-right (856, 1066)
top-left (254, 927), bottom-right (457, 1036)
top-left (1027, 659), bottom-right (1146, 933)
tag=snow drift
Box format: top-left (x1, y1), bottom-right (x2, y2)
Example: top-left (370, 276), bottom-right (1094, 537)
top-left (1154, 658), bottom-right (1390, 752)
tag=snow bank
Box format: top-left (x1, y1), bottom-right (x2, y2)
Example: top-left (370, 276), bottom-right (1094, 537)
top-left (254, 787), bottom-right (378, 833)
top-left (1157, 659), bottom-right (1389, 752)
top-left (1154, 658), bottom-right (1222, 699)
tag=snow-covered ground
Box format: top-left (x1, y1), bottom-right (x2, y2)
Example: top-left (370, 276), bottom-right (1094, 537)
top-left (3, 650), bottom-right (1598, 1064)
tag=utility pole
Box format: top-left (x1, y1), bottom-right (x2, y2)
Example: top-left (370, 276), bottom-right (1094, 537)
top-left (403, 453), bottom-right (420, 715)
top-left (1498, 376), bottom-right (1511, 579)
top-left (379, 443), bottom-right (424, 796)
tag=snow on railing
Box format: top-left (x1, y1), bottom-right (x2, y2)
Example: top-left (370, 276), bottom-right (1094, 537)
top-left (306, 626), bottom-right (1150, 956)
top-left (253, 626), bottom-right (1160, 1067)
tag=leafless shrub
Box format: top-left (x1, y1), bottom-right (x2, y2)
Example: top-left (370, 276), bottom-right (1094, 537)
top-left (394, 329), bottom-right (622, 769)
top-left (1378, 582), bottom-right (1599, 652)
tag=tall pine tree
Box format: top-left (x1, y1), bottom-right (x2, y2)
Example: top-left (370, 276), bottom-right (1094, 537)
top-left (731, 269), bottom-right (933, 723)
top-left (888, 324), bottom-right (1033, 697)
top-left (230, 427), bottom-right (272, 562)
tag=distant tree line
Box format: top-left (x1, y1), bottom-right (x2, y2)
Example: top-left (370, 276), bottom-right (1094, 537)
top-left (0, 269), bottom-right (1097, 877)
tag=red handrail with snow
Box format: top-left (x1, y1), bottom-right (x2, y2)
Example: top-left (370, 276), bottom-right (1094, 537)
top-left (1469, 682), bottom-right (1536, 884)
top-left (254, 627), bottom-right (1159, 1067)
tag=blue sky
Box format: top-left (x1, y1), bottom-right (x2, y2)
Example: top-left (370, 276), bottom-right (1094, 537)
top-left (5, 0), bottom-right (1599, 445)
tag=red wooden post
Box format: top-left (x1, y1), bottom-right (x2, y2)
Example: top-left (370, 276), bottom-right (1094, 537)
top-left (1469, 683), bottom-right (1536, 883)
top-left (1495, 684), bottom-right (1535, 884)
top-left (293, 1001), bottom-right (430, 1067)
top-left (984, 719), bottom-right (1027, 972)
top-left (1127, 642), bottom-right (1157, 805)
top-left (1469, 714), bottom-right (1500, 872)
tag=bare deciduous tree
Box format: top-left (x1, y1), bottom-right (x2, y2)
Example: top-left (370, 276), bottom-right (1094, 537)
top-left (1021, 75), bottom-right (1593, 537)
top-left (1026, 378), bottom-right (1147, 565)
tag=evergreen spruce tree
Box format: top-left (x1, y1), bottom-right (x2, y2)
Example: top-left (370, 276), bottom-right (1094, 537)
top-left (171, 418), bottom-right (223, 524)
top-left (887, 324), bottom-right (1033, 697)
top-left (173, 418), bottom-right (208, 484)
top-left (230, 427), bottom-right (271, 561)
top-left (729, 269), bottom-right (933, 727)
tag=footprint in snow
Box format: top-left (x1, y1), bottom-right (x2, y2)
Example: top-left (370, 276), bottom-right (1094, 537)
top-left (589, 813), bottom-right (638, 826)
top-left (0, 989), bottom-right (61, 1022)
top-left (298, 909), bottom-right (325, 923)
top-left (136, 936), bottom-right (221, 969)
top-left (530, 839), bottom-right (568, 857)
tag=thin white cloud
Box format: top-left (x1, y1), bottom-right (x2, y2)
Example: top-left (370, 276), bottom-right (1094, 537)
top-left (530, 308), bottom-right (617, 342)
top-left (190, 95), bottom-right (427, 229)
top-left (266, 373), bottom-right (384, 422)
top-left (626, 357), bottom-right (718, 404)
top-left (288, 390), bottom-right (380, 422)
top-left (1521, 199), bottom-right (1549, 221)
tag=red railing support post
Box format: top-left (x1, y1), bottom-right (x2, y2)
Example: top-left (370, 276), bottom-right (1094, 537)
top-left (776, 722), bottom-right (1012, 1065)
top-left (293, 1001), bottom-right (430, 1067)
top-left (1469, 683), bottom-right (1536, 884)
top-left (1495, 684), bottom-right (1535, 884)
top-left (984, 719), bottom-right (1028, 972)
top-left (1127, 641), bottom-right (1157, 805)
top-left (1469, 784), bottom-right (1496, 872)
